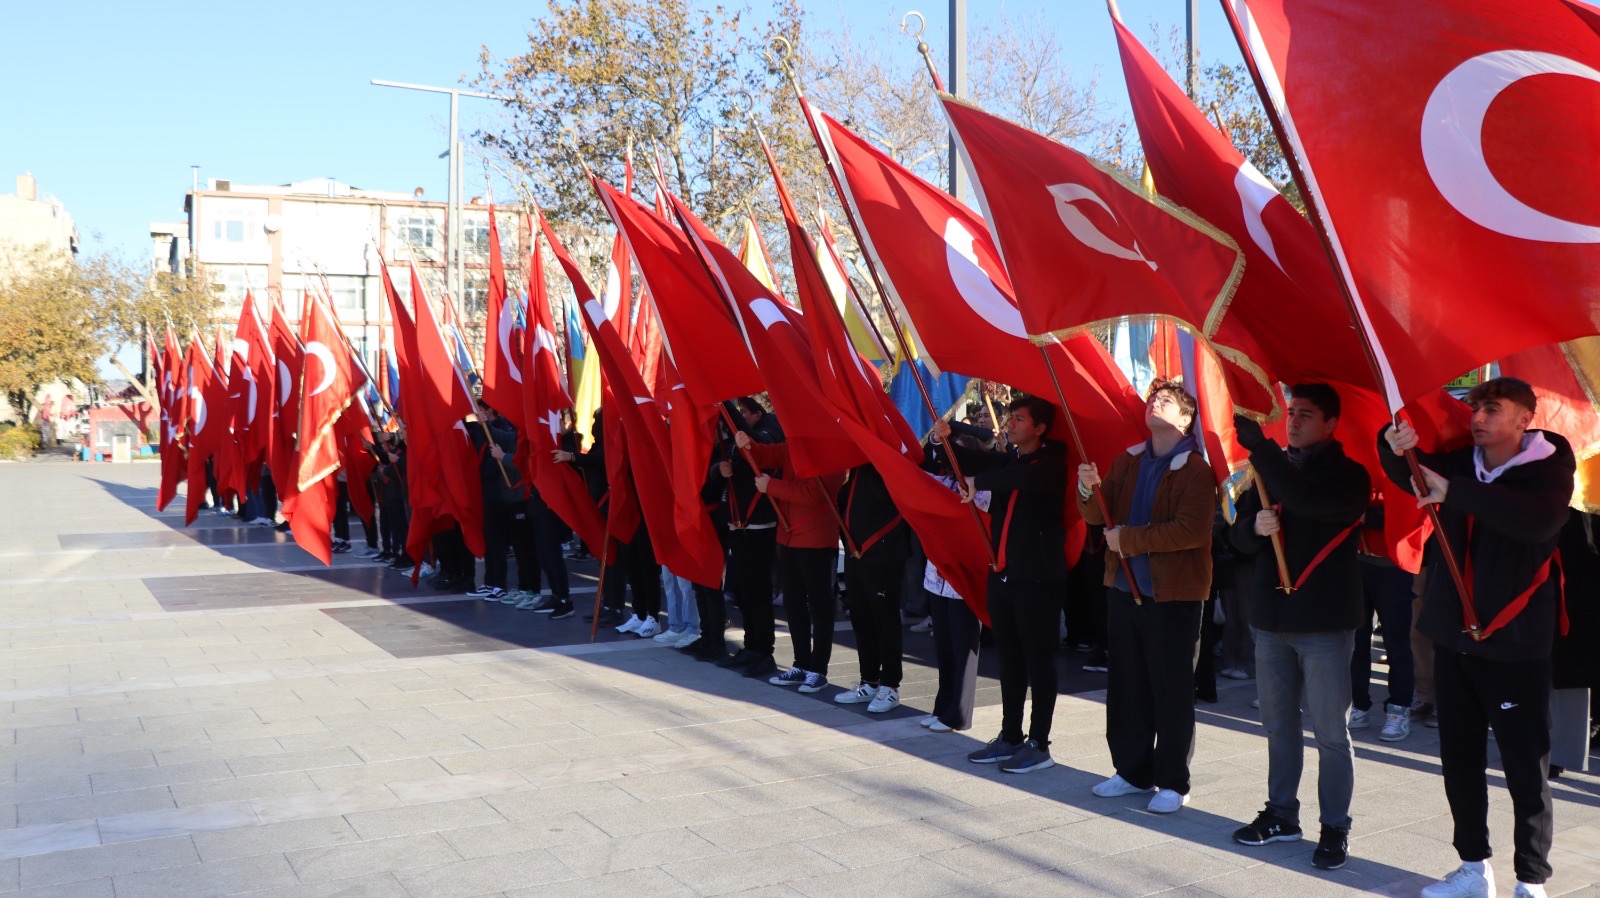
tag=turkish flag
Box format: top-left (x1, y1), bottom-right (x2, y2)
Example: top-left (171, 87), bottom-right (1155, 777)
top-left (267, 296), bottom-right (304, 510)
top-left (600, 151), bottom-right (635, 338)
top-left (810, 103), bottom-right (1146, 463)
top-left (232, 292), bottom-right (276, 481)
top-left (288, 291), bottom-right (367, 564)
top-left (1225, 0), bottom-right (1600, 409)
top-left (593, 179), bottom-right (764, 409)
top-left (480, 203), bottom-right (525, 429)
top-left (413, 268), bottom-right (486, 558)
top-left (540, 207), bottom-right (723, 588)
top-left (378, 264), bottom-right (446, 564)
top-left (940, 95), bottom-right (1277, 419)
top-left (520, 222), bottom-right (607, 557)
top-left (663, 191), bottom-right (867, 478)
top-left (157, 327), bottom-right (186, 512)
top-left (183, 334), bottom-right (226, 525)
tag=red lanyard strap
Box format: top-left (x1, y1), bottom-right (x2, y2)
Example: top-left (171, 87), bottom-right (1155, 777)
top-left (995, 493), bottom-right (1019, 573)
top-left (844, 474), bottom-right (901, 556)
top-left (1289, 515), bottom-right (1364, 591)
top-left (1461, 516), bottom-right (1562, 641)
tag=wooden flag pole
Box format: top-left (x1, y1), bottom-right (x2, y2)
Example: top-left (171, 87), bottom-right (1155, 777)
top-left (1251, 473), bottom-right (1297, 594)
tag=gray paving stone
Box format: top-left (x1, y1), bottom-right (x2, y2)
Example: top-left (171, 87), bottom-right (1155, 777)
top-left (344, 797), bottom-right (508, 840)
top-left (501, 865), bottom-right (698, 898)
top-left (18, 834), bottom-right (198, 888)
top-left (192, 815), bottom-right (363, 861)
top-left (661, 842), bottom-right (847, 896)
top-left (286, 832), bottom-right (462, 882)
top-left (204, 871), bottom-right (413, 898)
top-left (109, 851), bottom-right (299, 898)
top-left (391, 847), bottom-right (572, 898)
top-left (548, 825), bottom-right (723, 876)
top-left (170, 770), bottom-right (320, 807)
top-left (580, 793), bottom-right (740, 838)
top-left (439, 812), bottom-right (610, 859)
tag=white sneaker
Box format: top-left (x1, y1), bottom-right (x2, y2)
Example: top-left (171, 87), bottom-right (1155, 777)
top-left (1421, 862), bottom-right (1494, 898)
top-left (248, 517), bottom-right (273, 526)
top-left (919, 715), bottom-right (939, 728)
top-left (615, 616), bottom-right (644, 634)
top-left (1147, 789), bottom-right (1190, 814)
top-left (1379, 703), bottom-right (1412, 742)
top-left (634, 617), bottom-right (661, 638)
top-left (928, 719), bottom-right (954, 733)
top-left (419, 562), bottom-right (438, 578)
top-left (834, 681), bottom-right (877, 704)
top-left (866, 686), bottom-right (900, 713)
top-left (674, 631), bottom-right (702, 648)
top-left (1349, 707), bottom-right (1371, 729)
top-left (1092, 774), bottom-right (1155, 798)
top-left (652, 628), bottom-right (682, 644)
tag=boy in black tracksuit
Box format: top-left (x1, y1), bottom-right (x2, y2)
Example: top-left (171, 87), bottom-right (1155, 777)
top-left (937, 395), bottom-right (1069, 775)
top-left (1382, 377), bottom-right (1573, 898)
top-left (834, 462), bottom-right (911, 710)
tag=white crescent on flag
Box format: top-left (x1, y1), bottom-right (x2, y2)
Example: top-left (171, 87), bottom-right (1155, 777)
top-left (497, 302), bottom-right (524, 383)
top-left (1421, 49), bottom-right (1600, 244)
top-left (1047, 183), bottom-right (1158, 270)
top-left (942, 218), bottom-right (1027, 338)
top-left (277, 360), bottom-right (291, 408)
top-left (304, 342), bottom-right (337, 397)
top-left (1233, 162), bottom-right (1287, 272)
top-left (188, 386), bottom-right (207, 436)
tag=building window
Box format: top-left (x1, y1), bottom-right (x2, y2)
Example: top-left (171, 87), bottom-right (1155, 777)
top-left (464, 221), bottom-right (491, 256)
top-left (462, 273), bottom-right (489, 318)
top-left (395, 215), bottom-right (435, 251)
top-left (213, 220), bottom-right (246, 243)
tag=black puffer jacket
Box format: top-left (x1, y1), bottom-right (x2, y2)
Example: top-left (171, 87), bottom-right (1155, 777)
top-left (1231, 438), bottom-right (1370, 633)
top-left (955, 439), bottom-right (1069, 583)
top-left (1379, 427), bottom-right (1574, 662)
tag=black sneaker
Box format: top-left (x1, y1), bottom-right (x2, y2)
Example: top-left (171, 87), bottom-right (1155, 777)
top-left (548, 600), bottom-right (575, 621)
top-left (743, 655), bottom-right (778, 680)
top-left (692, 640), bottom-right (730, 663)
top-left (1082, 648), bottom-right (1108, 673)
top-left (1233, 808), bottom-right (1303, 846)
top-left (1311, 825), bottom-right (1348, 869)
top-left (716, 649), bottom-right (759, 669)
top-left (999, 738), bottom-right (1055, 774)
top-left (967, 734), bottom-right (1023, 764)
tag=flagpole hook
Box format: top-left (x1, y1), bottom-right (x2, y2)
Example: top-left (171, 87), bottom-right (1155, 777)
top-left (734, 90), bottom-right (756, 125)
top-left (901, 10), bottom-right (926, 40)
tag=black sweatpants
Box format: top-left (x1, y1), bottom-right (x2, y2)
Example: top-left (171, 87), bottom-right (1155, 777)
top-left (623, 527), bottom-right (662, 620)
top-left (482, 502), bottom-right (515, 589)
top-left (332, 481), bottom-right (351, 542)
top-left (929, 590), bottom-right (981, 730)
top-left (1105, 589), bottom-right (1203, 793)
top-left (844, 554), bottom-right (905, 688)
top-left (1434, 647), bottom-right (1554, 884)
top-left (988, 575), bottom-right (1062, 745)
top-left (378, 492), bottom-right (405, 555)
top-left (517, 506), bottom-right (570, 598)
top-left (697, 580), bottom-right (727, 645)
top-left (781, 547), bottom-right (838, 675)
top-left (727, 527), bottom-right (778, 656)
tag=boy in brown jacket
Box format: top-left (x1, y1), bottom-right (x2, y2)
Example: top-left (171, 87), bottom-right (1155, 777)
top-left (1078, 379), bottom-right (1216, 813)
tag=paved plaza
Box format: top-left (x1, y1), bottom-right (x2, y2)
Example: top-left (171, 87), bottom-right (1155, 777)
top-left (0, 458), bottom-right (1597, 897)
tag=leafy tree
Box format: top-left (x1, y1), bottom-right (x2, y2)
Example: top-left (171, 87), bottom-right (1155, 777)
top-left (0, 243), bottom-right (113, 422)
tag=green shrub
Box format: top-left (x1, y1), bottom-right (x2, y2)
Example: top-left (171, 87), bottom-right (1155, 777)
top-left (0, 424), bottom-right (41, 460)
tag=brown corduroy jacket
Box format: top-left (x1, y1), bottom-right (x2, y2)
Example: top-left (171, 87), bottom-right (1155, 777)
top-left (1078, 442), bottom-right (1217, 602)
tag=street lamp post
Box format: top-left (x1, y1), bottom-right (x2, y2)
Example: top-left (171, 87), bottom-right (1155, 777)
top-left (370, 80), bottom-right (507, 306)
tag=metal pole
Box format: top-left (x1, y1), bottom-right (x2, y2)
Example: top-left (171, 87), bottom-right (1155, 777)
top-left (947, 0), bottom-right (967, 200)
top-left (448, 91), bottom-right (461, 307)
top-left (1186, 0), bottom-right (1201, 100)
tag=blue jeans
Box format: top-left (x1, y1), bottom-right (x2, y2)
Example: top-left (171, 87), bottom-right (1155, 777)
top-left (1256, 628), bottom-right (1356, 829)
top-left (663, 571), bottom-right (699, 635)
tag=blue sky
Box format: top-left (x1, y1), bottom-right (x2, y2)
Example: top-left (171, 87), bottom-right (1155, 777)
top-left (0, 0), bottom-right (1240, 269)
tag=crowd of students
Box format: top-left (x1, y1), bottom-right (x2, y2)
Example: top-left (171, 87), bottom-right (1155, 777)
top-left (207, 376), bottom-right (1594, 898)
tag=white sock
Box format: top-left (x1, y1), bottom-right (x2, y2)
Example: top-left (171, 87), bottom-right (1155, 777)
top-left (1517, 884), bottom-right (1547, 898)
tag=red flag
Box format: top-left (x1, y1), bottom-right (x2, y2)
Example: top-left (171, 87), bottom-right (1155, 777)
top-left (232, 292), bottom-right (276, 480)
top-left (540, 208), bottom-right (723, 587)
top-left (288, 290), bottom-right (367, 564)
top-left (157, 327), bottom-right (185, 512)
top-left (481, 203), bottom-right (524, 428)
top-left (592, 179), bottom-right (764, 409)
top-left (810, 104), bottom-right (1145, 460)
top-left (601, 149), bottom-right (636, 338)
top-left (940, 95), bottom-right (1276, 418)
top-left (662, 191), bottom-right (867, 478)
top-left (183, 334), bottom-right (226, 525)
top-left (268, 296), bottom-right (303, 511)
top-left (1503, 339), bottom-right (1600, 466)
top-left (413, 268), bottom-right (487, 558)
top-left (1224, 0), bottom-right (1600, 409)
top-left (521, 216), bottom-right (607, 557)
top-left (378, 264), bottom-right (446, 563)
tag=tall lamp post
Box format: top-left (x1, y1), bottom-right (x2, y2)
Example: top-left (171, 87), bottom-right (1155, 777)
top-left (370, 80), bottom-right (507, 305)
